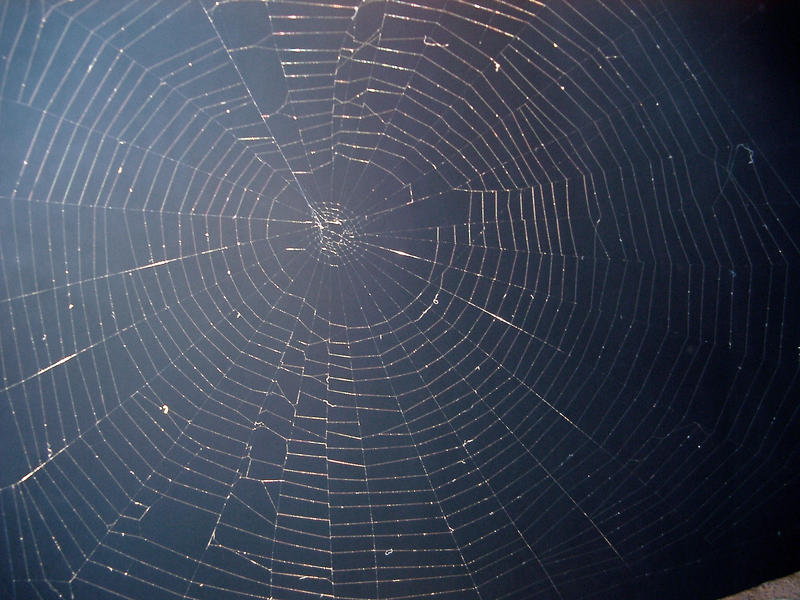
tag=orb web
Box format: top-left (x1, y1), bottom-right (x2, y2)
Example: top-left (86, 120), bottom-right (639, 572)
top-left (0, 1), bottom-right (799, 600)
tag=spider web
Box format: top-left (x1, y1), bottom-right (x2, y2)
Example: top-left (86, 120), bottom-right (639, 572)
top-left (1, 1), bottom-right (799, 599)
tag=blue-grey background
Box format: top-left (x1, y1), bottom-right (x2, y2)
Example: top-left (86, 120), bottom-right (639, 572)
top-left (1, 1), bottom-right (798, 599)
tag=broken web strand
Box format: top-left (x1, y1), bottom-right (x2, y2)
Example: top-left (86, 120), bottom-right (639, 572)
top-left (179, 260), bottom-right (328, 597)
top-left (203, 0), bottom-right (328, 224)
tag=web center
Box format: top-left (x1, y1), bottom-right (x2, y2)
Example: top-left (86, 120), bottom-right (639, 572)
top-left (312, 204), bottom-right (360, 266)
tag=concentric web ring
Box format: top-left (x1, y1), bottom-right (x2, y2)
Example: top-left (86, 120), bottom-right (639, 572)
top-left (1, 1), bottom-right (799, 599)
